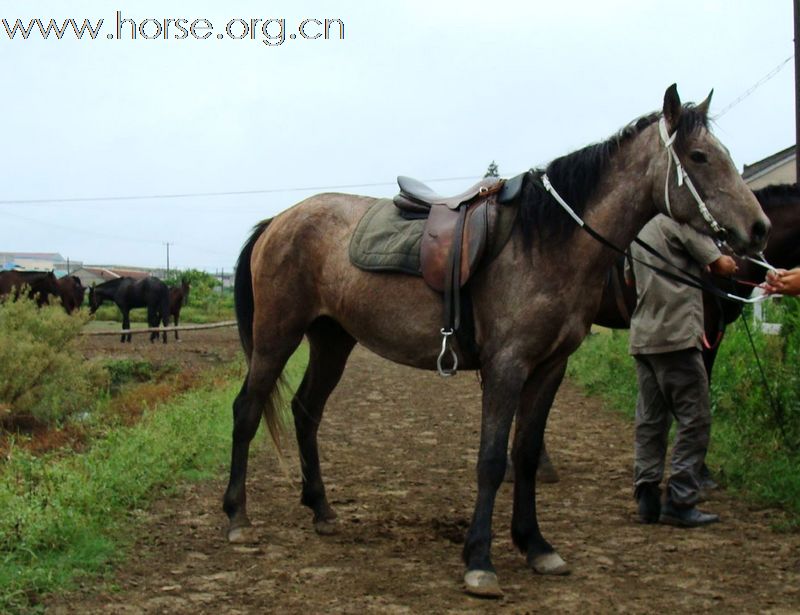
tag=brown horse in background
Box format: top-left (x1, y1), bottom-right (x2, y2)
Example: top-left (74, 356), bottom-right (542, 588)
top-left (0, 270), bottom-right (60, 306)
top-left (56, 275), bottom-right (86, 314)
top-left (224, 85), bottom-right (769, 597)
top-left (168, 279), bottom-right (191, 340)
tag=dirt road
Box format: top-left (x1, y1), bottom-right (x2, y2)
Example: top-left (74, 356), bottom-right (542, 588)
top-left (49, 339), bottom-right (800, 613)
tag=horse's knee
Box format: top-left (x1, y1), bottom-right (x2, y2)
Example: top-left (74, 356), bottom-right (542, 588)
top-left (478, 453), bottom-right (507, 489)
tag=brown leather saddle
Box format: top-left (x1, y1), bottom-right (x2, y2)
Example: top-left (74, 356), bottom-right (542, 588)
top-left (392, 175), bottom-right (516, 374)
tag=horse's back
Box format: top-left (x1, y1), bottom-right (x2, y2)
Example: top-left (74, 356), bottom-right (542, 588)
top-left (248, 192), bottom-right (451, 368)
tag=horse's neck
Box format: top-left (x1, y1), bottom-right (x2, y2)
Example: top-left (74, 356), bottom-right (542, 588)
top-left (764, 206), bottom-right (800, 271)
top-left (99, 282), bottom-right (122, 299)
top-left (567, 162), bottom-right (658, 279)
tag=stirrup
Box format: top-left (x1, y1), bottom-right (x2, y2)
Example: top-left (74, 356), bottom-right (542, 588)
top-left (437, 328), bottom-right (458, 377)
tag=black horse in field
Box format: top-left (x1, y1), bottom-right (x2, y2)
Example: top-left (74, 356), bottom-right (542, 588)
top-left (89, 277), bottom-right (170, 343)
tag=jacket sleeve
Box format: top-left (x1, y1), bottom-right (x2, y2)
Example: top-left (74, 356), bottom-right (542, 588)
top-left (674, 223), bottom-right (721, 267)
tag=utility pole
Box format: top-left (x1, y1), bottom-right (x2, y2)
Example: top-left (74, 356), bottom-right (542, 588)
top-left (795, 0), bottom-right (800, 181)
top-left (165, 242), bottom-right (171, 278)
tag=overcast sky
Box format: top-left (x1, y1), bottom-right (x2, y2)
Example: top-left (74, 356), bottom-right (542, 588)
top-left (0, 0), bottom-right (795, 272)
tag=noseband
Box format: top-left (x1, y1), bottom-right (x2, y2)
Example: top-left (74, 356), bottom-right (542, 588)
top-left (658, 117), bottom-right (727, 242)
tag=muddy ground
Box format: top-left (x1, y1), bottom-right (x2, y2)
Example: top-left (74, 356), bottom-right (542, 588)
top-left (48, 330), bottom-right (800, 613)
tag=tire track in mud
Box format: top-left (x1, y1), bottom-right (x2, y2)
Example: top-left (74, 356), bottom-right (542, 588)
top-left (48, 344), bottom-right (800, 613)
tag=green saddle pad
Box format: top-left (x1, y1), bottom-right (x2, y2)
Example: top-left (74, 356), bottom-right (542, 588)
top-left (349, 199), bottom-right (424, 275)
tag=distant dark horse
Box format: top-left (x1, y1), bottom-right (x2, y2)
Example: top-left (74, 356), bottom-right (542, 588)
top-left (595, 182), bottom-right (800, 380)
top-left (168, 279), bottom-right (191, 340)
top-left (0, 270), bottom-right (60, 306)
top-left (223, 86), bottom-right (769, 596)
top-left (88, 277), bottom-right (170, 343)
top-left (57, 275), bottom-right (86, 314)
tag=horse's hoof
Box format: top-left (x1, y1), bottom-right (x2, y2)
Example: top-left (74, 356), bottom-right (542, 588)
top-left (314, 519), bottom-right (339, 535)
top-left (227, 526), bottom-right (258, 544)
top-left (537, 464), bottom-right (560, 484)
top-left (530, 551), bottom-right (570, 575)
top-left (463, 570), bottom-right (503, 598)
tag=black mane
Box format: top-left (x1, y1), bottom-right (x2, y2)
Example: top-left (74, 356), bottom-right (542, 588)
top-left (752, 183), bottom-right (800, 211)
top-left (517, 104), bottom-right (710, 245)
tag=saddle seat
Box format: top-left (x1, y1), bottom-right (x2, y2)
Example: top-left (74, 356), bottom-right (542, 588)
top-left (396, 175), bottom-right (502, 210)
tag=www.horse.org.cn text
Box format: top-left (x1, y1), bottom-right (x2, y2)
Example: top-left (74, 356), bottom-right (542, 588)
top-left (1, 11), bottom-right (346, 47)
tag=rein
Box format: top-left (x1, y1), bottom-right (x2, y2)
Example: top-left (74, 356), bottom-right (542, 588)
top-left (540, 173), bottom-right (770, 305)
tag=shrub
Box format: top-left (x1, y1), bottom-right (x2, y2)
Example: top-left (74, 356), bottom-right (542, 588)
top-left (0, 298), bottom-right (108, 425)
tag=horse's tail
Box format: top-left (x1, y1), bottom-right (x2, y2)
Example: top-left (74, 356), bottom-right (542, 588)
top-left (234, 219), bottom-right (290, 453)
top-left (235, 219), bottom-right (271, 359)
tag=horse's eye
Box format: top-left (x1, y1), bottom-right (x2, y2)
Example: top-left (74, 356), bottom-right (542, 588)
top-left (689, 150), bottom-right (708, 164)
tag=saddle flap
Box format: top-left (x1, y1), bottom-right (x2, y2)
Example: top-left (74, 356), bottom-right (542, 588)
top-left (420, 201), bottom-right (490, 292)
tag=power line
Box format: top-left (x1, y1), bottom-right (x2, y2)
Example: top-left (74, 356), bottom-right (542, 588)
top-left (716, 55), bottom-right (794, 118)
top-left (2, 209), bottom-right (232, 257)
top-left (0, 175), bottom-right (479, 206)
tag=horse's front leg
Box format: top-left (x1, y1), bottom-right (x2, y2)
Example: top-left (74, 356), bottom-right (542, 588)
top-left (511, 356), bottom-right (570, 575)
top-left (462, 359), bottom-right (526, 597)
top-left (121, 310), bottom-right (131, 343)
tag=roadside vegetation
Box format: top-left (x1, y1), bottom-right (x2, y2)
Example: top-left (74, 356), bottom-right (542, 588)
top-left (0, 298), bottom-right (308, 612)
top-left (567, 299), bottom-right (800, 527)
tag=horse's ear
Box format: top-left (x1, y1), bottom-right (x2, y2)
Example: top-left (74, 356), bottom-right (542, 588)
top-left (696, 89), bottom-right (713, 118)
top-left (662, 83), bottom-right (682, 131)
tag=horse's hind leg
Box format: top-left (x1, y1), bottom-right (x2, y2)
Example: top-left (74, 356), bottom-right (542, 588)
top-left (174, 313), bottom-right (180, 341)
top-left (121, 309), bottom-right (131, 343)
top-left (511, 357), bottom-right (570, 576)
top-left (161, 310), bottom-right (169, 343)
top-left (148, 306), bottom-right (159, 343)
top-left (293, 317), bottom-right (355, 534)
top-left (223, 331), bottom-right (305, 542)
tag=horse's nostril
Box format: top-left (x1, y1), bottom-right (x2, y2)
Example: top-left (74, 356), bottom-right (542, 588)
top-left (752, 220), bottom-right (769, 244)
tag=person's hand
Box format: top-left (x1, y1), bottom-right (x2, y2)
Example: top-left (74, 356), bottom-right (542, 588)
top-left (764, 268), bottom-right (800, 296)
top-left (708, 255), bottom-right (738, 277)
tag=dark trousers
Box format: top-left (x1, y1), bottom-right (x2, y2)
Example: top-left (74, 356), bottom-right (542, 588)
top-left (633, 348), bottom-right (711, 507)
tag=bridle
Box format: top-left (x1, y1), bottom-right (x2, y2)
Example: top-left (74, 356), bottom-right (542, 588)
top-left (657, 117), bottom-right (728, 242)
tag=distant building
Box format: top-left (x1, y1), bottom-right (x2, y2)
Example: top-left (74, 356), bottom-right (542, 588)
top-left (0, 252), bottom-right (82, 277)
top-left (742, 145), bottom-right (796, 189)
top-left (70, 265), bottom-right (166, 286)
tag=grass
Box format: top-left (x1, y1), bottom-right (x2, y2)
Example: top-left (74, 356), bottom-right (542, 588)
top-left (567, 322), bottom-right (800, 528)
top-left (0, 346), bottom-right (308, 613)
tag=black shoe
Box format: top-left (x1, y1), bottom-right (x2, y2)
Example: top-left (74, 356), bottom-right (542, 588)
top-left (699, 464), bottom-right (719, 491)
top-left (635, 483), bottom-right (661, 524)
top-left (659, 501), bottom-right (719, 527)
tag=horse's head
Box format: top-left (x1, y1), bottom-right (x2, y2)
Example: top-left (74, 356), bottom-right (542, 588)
top-left (88, 283), bottom-right (100, 314)
top-left (59, 275), bottom-right (86, 314)
top-left (72, 276), bottom-right (86, 308)
top-left (650, 84), bottom-right (770, 255)
top-left (181, 278), bottom-right (191, 305)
